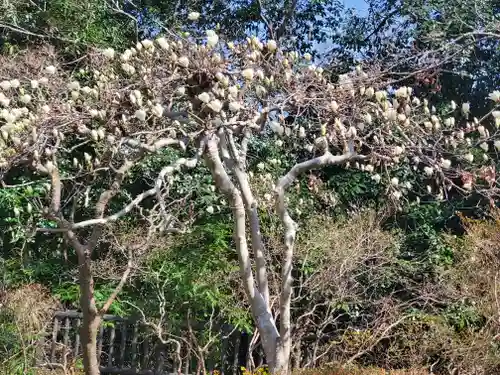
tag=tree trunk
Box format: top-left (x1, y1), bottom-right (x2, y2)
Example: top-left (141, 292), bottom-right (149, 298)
top-left (269, 341), bottom-right (289, 375)
top-left (78, 251), bottom-right (101, 375)
top-left (80, 311), bottom-right (101, 375)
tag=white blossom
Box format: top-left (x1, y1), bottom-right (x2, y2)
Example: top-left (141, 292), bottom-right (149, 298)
top-left (464, 153), bottom-right (474, 163)
top-left (197, 92), bottom-right (211, 103)
top-left (215, 72), bottom-right (229, 86)
top-left (121, 49), bottom-right (133, 61)
top-left (206, 206), bottom-right (214, 214)
top-left (228, 86), bottom-right (238, 97)
top-left (141, 39), bottom-right (154, 49)
top-left (390, 177), bottom-right (399, 186)
top-left (255, 69), bottom-right (265, 80)
top-left (0, 94), bottom-right (10, 107)
top-left (364, 87), bottom-right (374, 98)
top-left (494, 140), bottom-right (500, 151)
top-left (444, 117), bottom-right (455, 127)
top-left (372, 174), bottom-right (381, 183)
top-left (269, 121), bottom-right (284, 135)
top-left (298, 126), bottom-right (306, 138)
top-left (97, 128), bottom-right (105, 140)
top-left (103, 48), bottom-right (115, 59)
top-left (178, 56), bottom-right (190, 68)
top-left (364, 113), bottom-right (372, 125)
top-left (365, 164), bottom-right (374, 173)
top-left (0, 81), bottom-right (11, 90)
top-left (255, 85), bottom-right (267, 97)
top-left (185, 158), bottom-right (197, 168)
top-left (228, 102), bottom-right (242, 112)
top-left (135, 109), bottom-right (147, 121)
top-left (375, 90), bottom-right (387, 102)
top-left (330, 100), bottom-right (339, 112)
top-left (488, 91), bottom-right (500, 102)
top-left (206, 30), bottom-right (219, 47)
top-left (393, 146), bottom-right (404, 156)
top-left (395, 87), bottom-right (408, 98)
top-left (480, 142), bottom-right (489, 151)
top-left (424, 166), bottom-right (434, 176)
top-left (10, 79), bottom-right (20, 89)
top-left (45, 65), bottom-right (57, 74)
top-left (450, 100), bottom-right (457, 110)
top-left (303, 53), bottom-right (312, 61)
top-left (441, 159), bottom-right (452, 169)
top-left (121, 63), bottom-right (136, 75)
top-left (391, 191), bottom-right (402, 200)
top-left (346, 126), bottom-right (357, 138)
top-left (462, 102), bottom-right (470, 114)
top-left (152, 103), bottom-right (164, 117)
top-left (207, 99), bottom-right (223, 112)
top-left (188, 11), bottom-right (200, 21)
top-left (19, 94), bottom-right (31, 104)
top-left (41, 104), bottom-right (50, 113)
top-left (242, 68), bottom-right (254, 81)
top-left (387, 108), bottom-right (398, 121)
top-left (156, 37), bottom-right (169, 50)
top-left (267, 39), bottom-right (277, 51)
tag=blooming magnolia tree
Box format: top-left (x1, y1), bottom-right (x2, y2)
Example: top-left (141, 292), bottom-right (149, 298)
top-left (1, 27), bottom-right (500, 374)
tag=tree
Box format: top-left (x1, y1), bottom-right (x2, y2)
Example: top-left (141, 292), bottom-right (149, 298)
top-left (334, 0), bottom-right (500, 116)
top-left (1, 21), bottom-right (499, 374)
top-left (0, 0), bottom-right (138, 57)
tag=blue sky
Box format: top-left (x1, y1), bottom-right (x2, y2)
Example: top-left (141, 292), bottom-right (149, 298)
top-left (344, 0), bottom-right (369, 14)
top-left (312, 0), bottom-right (370, 56)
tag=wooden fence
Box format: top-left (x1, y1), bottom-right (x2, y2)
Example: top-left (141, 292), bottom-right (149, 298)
top-left (40, 310), bottom-right (260, 375)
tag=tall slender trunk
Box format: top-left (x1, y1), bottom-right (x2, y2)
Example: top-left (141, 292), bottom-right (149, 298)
top-left (264, 340), bottom-right (289, 375)
top-left (78, 252), bottom-right (101, 375)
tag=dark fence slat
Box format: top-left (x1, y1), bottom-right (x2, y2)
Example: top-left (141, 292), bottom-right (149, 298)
top-left (97, 323), bottom-right (105, 364)
top-left (232, 334), bottom-right (241, 375)
top-left (50, 317), bottom-right (60, 363)
top-left (119, 321), bottom-right (128, 367)
top-left (46, 311), bottom-right (247, 375)
top-left (141, 335), bottom-right (149, 369)
top-left (108, 323), bottom-right (116, 367)
top-left (74, 318), bottom-right (81, 357)
top-left (154, 343), bottom-right (165, 375)
top-left (98, 367), bottom-right (155, 375)
top-left (62, 317), bottom-right (70, 350)
top-left (54, 310), bottom-right (136, 322)
top-left (131, 324), bottom-right (139, 367)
